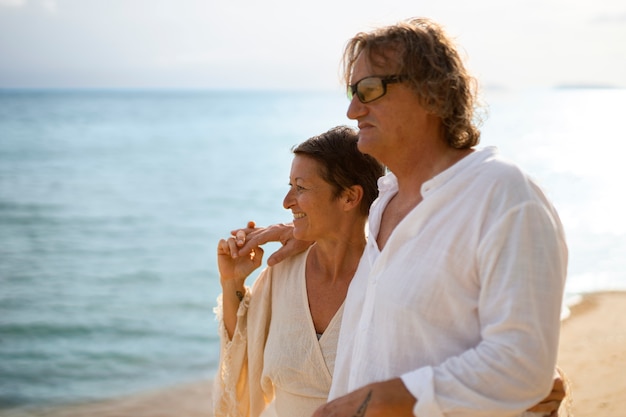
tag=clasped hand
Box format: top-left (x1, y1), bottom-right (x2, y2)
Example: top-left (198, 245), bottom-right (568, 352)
top-left (217, 221), bottom-right (265, 283)
top-left (230, 221), bottom-right (312, 267)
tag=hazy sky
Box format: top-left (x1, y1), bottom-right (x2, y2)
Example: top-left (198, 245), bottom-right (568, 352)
top-left (1, 0), bottom-right (625, 91)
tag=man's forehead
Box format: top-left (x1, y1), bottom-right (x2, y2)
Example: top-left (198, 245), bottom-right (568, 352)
top-left (350, 54), bottom-right (398, 81)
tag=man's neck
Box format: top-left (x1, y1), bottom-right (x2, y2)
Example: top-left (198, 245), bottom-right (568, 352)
top-left (375, 147), bottom-right (473, 250)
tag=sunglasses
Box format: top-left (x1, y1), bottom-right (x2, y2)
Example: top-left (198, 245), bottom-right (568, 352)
top-left (347, 75), bottom-right (406, 103)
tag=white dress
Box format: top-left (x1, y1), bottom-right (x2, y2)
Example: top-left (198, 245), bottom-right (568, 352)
top-left (213, 248), bottom-right (343, 417)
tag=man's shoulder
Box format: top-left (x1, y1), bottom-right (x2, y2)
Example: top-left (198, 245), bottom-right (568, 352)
top-left (472, 147), bottom-right (534, 185)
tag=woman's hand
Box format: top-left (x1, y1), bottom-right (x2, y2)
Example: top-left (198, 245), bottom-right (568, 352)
top-left (217, 224), bottom-right (265, 340)
top-left (526, 367), bottom-right (569, 416)
top-left (217, 225), bottom-right (264, 284)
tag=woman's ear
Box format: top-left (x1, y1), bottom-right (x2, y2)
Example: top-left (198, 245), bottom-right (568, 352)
top-left (342, 185), bottom-right (364, 211)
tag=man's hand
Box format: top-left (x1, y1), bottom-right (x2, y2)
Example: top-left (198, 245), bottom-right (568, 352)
top-left (232, 221), bottom-right (313, 266)
top-left (312, 378), bottom-right (415, 417)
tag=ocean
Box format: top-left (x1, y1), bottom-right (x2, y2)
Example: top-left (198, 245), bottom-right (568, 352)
top-left (1, 87), bottom-right (625, 410)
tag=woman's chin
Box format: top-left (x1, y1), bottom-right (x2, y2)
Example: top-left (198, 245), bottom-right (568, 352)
top-left (292, 228), bottom-right (309, 242)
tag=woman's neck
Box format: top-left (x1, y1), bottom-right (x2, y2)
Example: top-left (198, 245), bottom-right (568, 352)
top-left (307, 231), bottom-right (365, 284)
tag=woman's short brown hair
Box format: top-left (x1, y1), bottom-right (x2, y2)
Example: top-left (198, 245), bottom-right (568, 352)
top-left (292, 126), bottom-right (385, 216)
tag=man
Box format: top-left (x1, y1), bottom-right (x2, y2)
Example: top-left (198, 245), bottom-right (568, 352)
top-left (236, 18), bottom-right (568, 416)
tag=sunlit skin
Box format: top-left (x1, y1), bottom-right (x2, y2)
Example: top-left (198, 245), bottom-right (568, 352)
top-left (219, 153), bottom-right (368, 338)
top-left (283, 154), bottom-right (367, 333)
top-left (347, 52), bottom-right (472, 250)
top-left (283, 155), bottom-right (347, 243)
top-left (347, 54), bottom-right (441, 173)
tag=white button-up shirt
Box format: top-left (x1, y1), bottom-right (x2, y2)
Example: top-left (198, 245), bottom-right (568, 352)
top-left (329, 147), bottom-right (568, 417)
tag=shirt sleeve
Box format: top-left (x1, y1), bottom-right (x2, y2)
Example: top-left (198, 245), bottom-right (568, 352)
top-left (212, 268), bottom-right (275, 417)
top-left (402, 201), bottom-right (568, 417)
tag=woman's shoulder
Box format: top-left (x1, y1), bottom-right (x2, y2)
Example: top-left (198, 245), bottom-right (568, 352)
top-left (252, 247), bottom-right (310, 291)
top-left (267, 248), bottom-right (309, 282)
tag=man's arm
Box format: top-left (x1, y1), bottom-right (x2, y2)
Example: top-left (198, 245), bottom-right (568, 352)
top-left (232, 221), bottom-right (313, 266)
top-left (312, 379), bottom-right (415, 417)
top-left (312, 372), bottom-right (568, 417)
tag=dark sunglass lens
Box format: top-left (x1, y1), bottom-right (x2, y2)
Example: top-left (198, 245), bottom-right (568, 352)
top-left (357, 77), bottom-right (384, 103)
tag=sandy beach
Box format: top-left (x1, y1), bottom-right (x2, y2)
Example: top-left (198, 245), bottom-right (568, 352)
top-left (557, 291), bottom-right (626, 416)
top-left (3, 291), bottom-right (625, 417)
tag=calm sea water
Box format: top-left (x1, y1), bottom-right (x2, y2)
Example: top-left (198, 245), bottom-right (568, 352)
top-left (1, 88), bottom-right (625, 409)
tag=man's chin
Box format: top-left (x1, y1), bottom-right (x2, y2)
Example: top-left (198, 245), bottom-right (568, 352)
top-left (357, 134), bottom-right (372, 152)
top-left (357, 136), bottom-right (379, 158)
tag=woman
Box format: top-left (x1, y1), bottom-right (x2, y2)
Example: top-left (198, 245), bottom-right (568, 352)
top-left (213, 126), bottom-right (385, 417)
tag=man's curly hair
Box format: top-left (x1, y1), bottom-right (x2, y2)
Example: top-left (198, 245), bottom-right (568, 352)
top-left (342, 17), bottom-right (484, 149)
